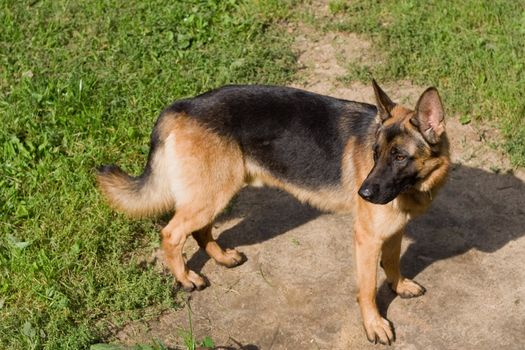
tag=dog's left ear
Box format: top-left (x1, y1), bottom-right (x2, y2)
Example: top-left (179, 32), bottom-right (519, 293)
top-left (411, 87), bottom-right (445, 144)
top-left (372, 79), bottom-right (396, 123)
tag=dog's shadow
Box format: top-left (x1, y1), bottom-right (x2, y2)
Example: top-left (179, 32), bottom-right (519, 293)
top-left (186, 187), bottom-right (322, 273)
top-left (377, 164), bottom-right (525, 315)
top-left (186, 164), bottom-right (525, 318)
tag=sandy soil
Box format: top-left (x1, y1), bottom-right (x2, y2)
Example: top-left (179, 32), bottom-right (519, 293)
top-left (113, 3), bottom-right (525, 349)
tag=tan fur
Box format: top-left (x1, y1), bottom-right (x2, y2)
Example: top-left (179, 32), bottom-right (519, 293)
top-left (153, 114), bottom-right (246, 290)
top-left (96, 157), bottom-right (175, 218)
top-left (158, 114), bottom-right (245, 213)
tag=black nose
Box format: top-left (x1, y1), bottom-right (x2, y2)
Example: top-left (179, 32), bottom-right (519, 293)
top-left (358, 186), bottom-right (372, 199)
top-left (358, 183), bottom-right (378, 201)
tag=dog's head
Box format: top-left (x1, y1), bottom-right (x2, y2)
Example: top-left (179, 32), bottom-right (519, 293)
top-left (358, 80), bottom-right (450, 204)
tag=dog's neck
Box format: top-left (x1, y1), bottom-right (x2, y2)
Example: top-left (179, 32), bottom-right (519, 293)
top-left (395, 188), bottom-right (436, 217)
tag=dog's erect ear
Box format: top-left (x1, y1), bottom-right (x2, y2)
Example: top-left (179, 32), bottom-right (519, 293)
top-left (372, 79), bottom-right (396, 123)
top-left (411, 87), bottom-right (445, 144)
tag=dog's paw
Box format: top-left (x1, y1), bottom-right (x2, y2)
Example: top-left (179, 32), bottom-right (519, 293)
top-left (392, 278), bottom-right (426, 299)
top-left (216, 248), bottom-right (246, 268)
top-left (178, 270), bottom-right (208, 292)
top-left (363, 316), bottom-right (395, 345)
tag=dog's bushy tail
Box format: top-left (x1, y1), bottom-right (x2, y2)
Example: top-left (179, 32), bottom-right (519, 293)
top-left (96, 162), bottom-right (174, 218)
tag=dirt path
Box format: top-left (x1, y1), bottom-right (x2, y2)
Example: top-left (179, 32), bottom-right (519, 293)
top-left (114, 4), bottom-right (525, 349)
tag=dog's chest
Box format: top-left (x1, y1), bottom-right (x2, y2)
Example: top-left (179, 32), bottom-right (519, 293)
top-left (374, 207), bottom-right (410, 239)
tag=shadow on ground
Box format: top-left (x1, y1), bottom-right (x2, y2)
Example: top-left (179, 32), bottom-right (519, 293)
top-left (135, 163), bottom-right (524, 349)
top-left (185, 163), bottom-right (525, 349)
top-left (376, 164), bottom-right (525, 318)
top-left (187, 188), bottom-right (322, 274)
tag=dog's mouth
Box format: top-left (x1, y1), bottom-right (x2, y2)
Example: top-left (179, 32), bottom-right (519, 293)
top-left (361, 193), bottom-right (397, 205)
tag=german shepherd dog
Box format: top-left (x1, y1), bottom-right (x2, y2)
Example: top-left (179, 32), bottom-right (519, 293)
top-left (97, 81), bottom-right (449, 345)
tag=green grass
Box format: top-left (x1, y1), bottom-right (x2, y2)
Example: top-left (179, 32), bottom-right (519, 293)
top-left (5, 1), bottom-right (523, 348)
top-left (327, 0), bottom-right (525, 166)
top-left (0, 0), bottom-right (295, 348)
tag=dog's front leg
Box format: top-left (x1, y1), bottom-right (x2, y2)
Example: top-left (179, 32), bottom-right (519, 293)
top-left (381, 231), bottom-right (426, 298)
top-left (354, 224), bottom-right (395, 345)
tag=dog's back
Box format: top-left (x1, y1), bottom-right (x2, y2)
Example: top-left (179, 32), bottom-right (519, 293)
top-left (165, 85), bottom-right (377, 192)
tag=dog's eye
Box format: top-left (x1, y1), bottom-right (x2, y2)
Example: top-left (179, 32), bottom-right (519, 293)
top-left (395, 154), bottom-right (406, 162)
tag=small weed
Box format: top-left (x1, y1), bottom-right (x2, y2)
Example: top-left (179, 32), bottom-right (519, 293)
top-left (490, 165), bottom-right (501, 174)
top-left (199, 337), bottom-right (215, 349)
top-left (178, 300), bottom-right (215, 350)
top-left (328, 0), bottom-right (349, 14)
top-left (460, 115), bottom-right (472, 125)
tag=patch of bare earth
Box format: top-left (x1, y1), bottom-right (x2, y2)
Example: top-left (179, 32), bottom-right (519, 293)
top-left (113, 3), bottom-right (525, 349)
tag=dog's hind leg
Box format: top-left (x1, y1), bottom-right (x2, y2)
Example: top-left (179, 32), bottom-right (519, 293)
top-left (192, 225), bottom-right (245, 268)
top-left (157, 115), bottom-right (245, 291)
top-left (162, 197), bottom-right (243, 291)
top-left (162, 206), bottom-right (214, 291)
